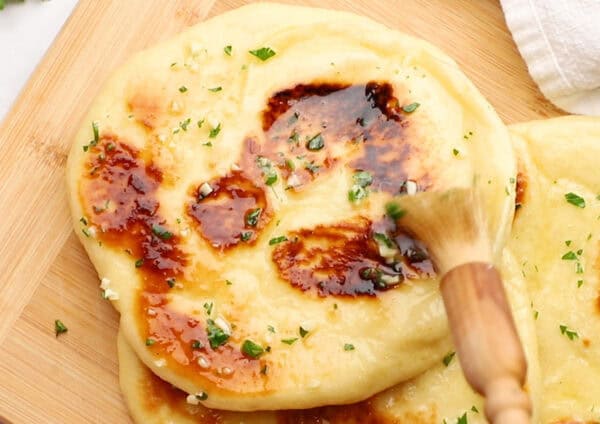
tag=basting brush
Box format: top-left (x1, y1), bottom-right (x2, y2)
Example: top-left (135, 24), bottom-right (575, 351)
top-left (388, 187), bottom-right (531, 424)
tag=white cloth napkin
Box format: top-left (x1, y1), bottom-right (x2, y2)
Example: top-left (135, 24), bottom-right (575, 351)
top-left (501, 0), bottom-right (600, 115)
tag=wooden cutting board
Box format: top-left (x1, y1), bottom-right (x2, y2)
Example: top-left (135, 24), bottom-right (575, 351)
top-left (0, 1), bottom-right (563, 423)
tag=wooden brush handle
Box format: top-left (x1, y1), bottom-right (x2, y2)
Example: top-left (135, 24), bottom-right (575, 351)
top-left (441, 262), bottom-right (531, 424)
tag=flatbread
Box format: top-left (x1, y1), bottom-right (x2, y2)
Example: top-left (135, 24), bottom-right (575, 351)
top-left (67, 2), bottom-right (515, 410)
top-left (508, 116), bottom-right (600, 423)
top-left (118, 249), bottom-right (540, 424)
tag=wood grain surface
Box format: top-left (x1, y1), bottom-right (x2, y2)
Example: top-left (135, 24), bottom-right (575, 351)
top-left (0, 1), bottom-right (563, 423)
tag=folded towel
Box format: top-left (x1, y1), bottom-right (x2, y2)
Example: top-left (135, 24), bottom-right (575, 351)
top-left (501, 0), bottom-right (600, 115)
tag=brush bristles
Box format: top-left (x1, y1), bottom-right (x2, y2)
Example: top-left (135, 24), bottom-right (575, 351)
top-left (392, 187), bottom-right (492, 274)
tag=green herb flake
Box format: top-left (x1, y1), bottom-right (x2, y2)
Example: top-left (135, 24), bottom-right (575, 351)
top-left (249, 47), bottom-right (276, 61)
top-left (208, 86), bottom-right (222, 92)
top-left (269, 236), bottom-right (288, 245)
top-left (353, 170), bottom-right (373, 187)
top-left (225, 279), bottom-right (233, 285)
top-left (224, 45), bottom-right (232, 56)
top-left (179, 86), bottom-right (188, 93)
top-left (471, 406), bottom-right (479, 413)
top-left (562, 251), bottom-right (577, 260)
top-left (443, 351), bottom-right (456, 367)
top-left (576, 261), bottom-right (584, 274)
top-left (203, 302), bottom-right (213, 316)
top-left (240, 231), bottom-right (253, 241)
top-left (457, 412), bottom-right (468, 424)
top-left (166, 278), bottom-right (176, 288)
top-left (209, 123), bottom-right (221, 138)
top-left (385, 202), bottom-right (406, 220)
top-left (92, 121), bottom-right (100, 144)
top-left (559, 324), bottom-right (579, 340)
top-left (453, 148), bottom-right (460, 157)
top-left (306, 133), bottom-right (325, 151)
top-left (197, 119), bottom-right (205, 128)
top-left (54, 319), bottom-right (68, 337)
top-left (145, 338), bottom-right (156, 346)
top-left (192, 340), bottom-right (203, 349)
top-left (373, 232), bottom-right (394, 248)
top-left (533, 310), bottom-right (539, 320)
top-left (152, 224), bottom-right (173, 240)
top-left (267, 325), bottom-right (276, 333)
top-left (195, 392), bottom-right (208, 401)
top-left (577, 279), bottom-right (584, 288)
top-left (179, 118), bottom-right (192, 131)
top-left (281, 338), bottom-right (298, 345)
top-left (343, 343), bottom-right (355, 351)
top-left (265, 173), bottom-right (278, 186)
top-left (565, 240), bottom-right (572, 246)
top-left (402, 102), bottom-right (420, 113)
top-left (202, 141), bottom-right (213, 147)
top-left (79, 217), bottom-right (88, 226)
top-left (135, 258), bottom-right (144, 268)
top-left (565, 192), bottom-right (586, 208)
top-left (299, 326), bottom-right (309, 338)
top-left (241, 339), bottom-right (264, 358)
top-left (348, 185), bottom-right (368, 202)
top-left (245, 208), bottom-right (262, 227)
top-left (206, 319), bottom-right (229, 349)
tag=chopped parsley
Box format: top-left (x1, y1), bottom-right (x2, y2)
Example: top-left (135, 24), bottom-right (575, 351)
top-left (443, 351), bottom-right (456, 366)
top-left (209, 123), bottom-right (221, 138)
top-left (385, 202), bottom-right (406, 220)
top-left (457, 412), bottom-right (468, 424)
top-left (206, 319), bottom-right (229, 349)
top-left (249, 47), bottom-right (276, 61)
top-left (348, 185), bottom-right (368, 202)
top-left (348, 170), bottom-right (373, 202)
top-left (353, 171), bottom-right (373, 187)
top-left (565, 192), bottom-right (585, 208)
top-left (562, 251), bottom-right (577, 260)
top-left (453, 148), bottom-right (460, 156)
top-left (402, 102), bottom-right (420, 113)
top-left (79, 217), bottom-right (88, 226)
top-left (54, 319), bottom-right (68, 337)
top-left (135, 258), bottom-right (144, 268)
top-left (269, 236), bottom-right (288, 245)
top-left (145, 338), bottom-right (156, 346)
top-left (191, 340), bottom-right (203, 349)
top-left (559, 324), bottom-right (579, 340)
top-left (83, 121), bottom-right (100, 151)
top-left (225, 279), bottom-right (233, 285)
top-left (240, 231), bottom-right (253, 241)
top-left (268, 325), bottom-right (276, 333)
top-left (241, 339), bottom-right (264, 358)
top-left (179, 118), bottom-right (192, 131)
top-left (195, 392), bottom-right (208, 401)
top-left (373, 232), bottom-right (394, 248)
top-left (166, 278), bottom-right (175, 288)
top-left (343, 343), bottom-right (355, 351)
top-left (152, 224), bottom-right (173, 240)
top-left (179, 86), bottom-right (188, 93)
top-left (306, 133), bottom-right (325, 151)
top-left (471, 406), bottom-right (479, 413)
top-left (299, 326), bottom-right (309, 338)
top-left (197, 119), bottom-right (205, 128)
top-left (202, 141), bottom-right (212, 147)
top-left (224, 45), bottom-right (232, 56)
top-left (281, 338), bottom-right (298, 345)
top-left (203, 302), bottom-right (213, 316)
top-left (578, 279), bottom-right (584, 288)
top-left (565, 240), bottom-right (572, 246)
top-left (245, 208), bottom-right (262, 227)
top-left (208, 86), bottom-right (222, 92)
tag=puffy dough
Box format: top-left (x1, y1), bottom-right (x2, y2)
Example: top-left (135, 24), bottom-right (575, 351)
top-left (67, 2), bottom-right (515, 410)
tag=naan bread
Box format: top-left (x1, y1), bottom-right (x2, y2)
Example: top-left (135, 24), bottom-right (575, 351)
top-left (508, 116), bottom-right (600, 423)
top-left (118, 249), bottom-right (540, 424)
top-left (67, 3), bottom-right (515, 410)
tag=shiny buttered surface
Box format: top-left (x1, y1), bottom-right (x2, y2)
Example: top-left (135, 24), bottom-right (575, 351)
top-left (66, 2), bottom-right (515, 412)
